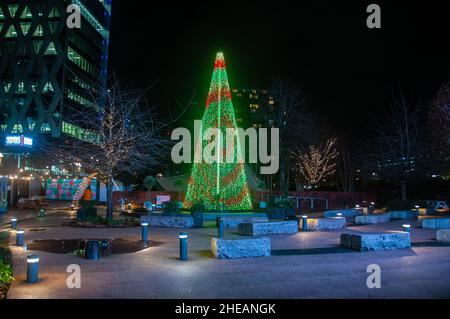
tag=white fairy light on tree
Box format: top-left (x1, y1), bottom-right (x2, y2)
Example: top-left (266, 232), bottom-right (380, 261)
top-left (293, 138), bottom-right (338, 186)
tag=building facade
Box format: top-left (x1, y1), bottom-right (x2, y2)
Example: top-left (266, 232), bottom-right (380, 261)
top-left (0, 0), bottom-right (112, 205)
top-left (231, 88), bottom-right (275, 128)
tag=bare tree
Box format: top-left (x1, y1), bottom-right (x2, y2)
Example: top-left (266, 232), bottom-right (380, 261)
top-left (46, 79), bottom-right (173, 222)
top-left (368, 88), bottom-right (424, 200)
top-left (428, 81), bottom-right (450, 175)
top-left (262, 78), bottom-right (310, 192)
top-left (293, 138), bottom-right (338, 187)
top-left (336, 140), bottom-right (356, 192)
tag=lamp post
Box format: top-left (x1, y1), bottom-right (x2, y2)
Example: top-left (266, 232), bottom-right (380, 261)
top-left (16, 229), bottom-right (24, 246)
top-left (179, 232), bottom-right (188, 260)
top-left (368, 202), bottom-right (375, 214)
top-left (217, 217), bottom-right (224, 238)
top-left (27, 254), bottom-right (39, 283)
top-left (141, 222), bottom-right (149, 244)
top-left (301, 215), bottom-right (308, 231)
top-left (11, 218), bottom-right (17, 229)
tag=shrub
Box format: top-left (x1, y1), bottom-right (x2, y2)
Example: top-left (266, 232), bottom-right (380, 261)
top-left (0, 260), bottom-right (13, 285)
top-left (270, 198), bottom-right (294, 208)
top-left (85, 215), bottom-right (107, 224)
top-left (79, 200), bottom-right (97, 218)
top-left (163, 200), bottom-right (180, 213)
top-left (192, 201), bottom-right (206, 212)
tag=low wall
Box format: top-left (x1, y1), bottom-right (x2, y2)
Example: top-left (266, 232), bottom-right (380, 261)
top-left (113, 191), bottom-right (181, 208)
top-left (266, 191), bottom-right (375, 211)
top-left (113, 190), bottom-right (375, 211)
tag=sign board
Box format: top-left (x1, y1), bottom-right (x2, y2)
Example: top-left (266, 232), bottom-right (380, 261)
top-left (5, 135), bottom-right (33, 147)
top-left (156, 195), bottom-right (170, 205)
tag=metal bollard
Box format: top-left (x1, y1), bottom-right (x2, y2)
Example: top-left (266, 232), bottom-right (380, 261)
top-left (368, 202), bottom-right (375, 214)
top-left (141, 222), bottom-right (149, 243)
top-left (84, 240), bottom-right (101, 260)
top-left (11, 218), bottom-right (17, 230)
top-left (16, 229), bottom-right (24, 246)
top-left (301, 215), bottom-right (308, 231)
top-left (27, 254), bottom-right (39, 283)
top-left (414, 205), bottom-right (420, 215)
top-left (179, 232), bottom-right (188, 260)
top-left (217, 217), bottom-right (224, 238)
top-left (39, 208), bottom-right (45, 217)
top-left (403, 224), bottom-right (411, 232)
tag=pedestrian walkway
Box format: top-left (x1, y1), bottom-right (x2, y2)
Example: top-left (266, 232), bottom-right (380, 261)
top-left (5, 211), bottom-right (450, 298)
top-left (0, 201), bottom-right (71, 228)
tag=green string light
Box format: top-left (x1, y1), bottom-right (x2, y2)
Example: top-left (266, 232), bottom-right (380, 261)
top-left (184, 52), bottom-right (253, 211)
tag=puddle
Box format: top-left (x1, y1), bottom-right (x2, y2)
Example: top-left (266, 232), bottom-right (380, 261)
top-left (27, 238), bottom-right (162, 255)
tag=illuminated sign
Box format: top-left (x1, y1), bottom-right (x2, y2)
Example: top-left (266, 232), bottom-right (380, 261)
top-left (5, 135), bottom-right (33, 147)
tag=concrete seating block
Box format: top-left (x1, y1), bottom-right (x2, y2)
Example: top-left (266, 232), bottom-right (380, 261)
top-left (422, 218), bottom-right (450, 229)
top-left (222, 217), bottom-right (269, 229)
top-left (340, 232), bottom-right (411, 251)
top-left (355, 213), bottom-right (390, 224)
top-left (340, 233), bottom-right (352, 248)
top-left (389, 210), bottom-right (416, 220)
top-left (302, 217), bottom-right (346, 231)
top-left (202, 212), bottom-right (267, 221)
top-left (324, 209), bottom-right (360, 218)
top-left (238, 221), bottom-right (298, 236)
top-left (141, 215), bottom-right (193, 228)
top-left (437, 229), bottom-right (450, 242)
top-left (211, 236), bottom-right (271, 259)
top-left (418, 215), bottom-right (442, 222)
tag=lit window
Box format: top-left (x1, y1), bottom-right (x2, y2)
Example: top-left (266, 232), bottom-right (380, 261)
top-left (5, 25), bottom-right (18, 38)
top-left (48, 7), bottom-right (60, 18)
top-left (33, 24), bottom-right (43, 37)
top-left (20, 22), bottom-right (32, 35)
top-left (8, 4), bottom-right (19, 17)
top-left (45, 42), bottom-right (57, 55)
top-left (20, 6), bottom-right (32, 19)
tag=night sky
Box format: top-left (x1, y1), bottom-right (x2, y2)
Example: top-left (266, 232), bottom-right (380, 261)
top-left (109, 0), bottom-right (450, 138)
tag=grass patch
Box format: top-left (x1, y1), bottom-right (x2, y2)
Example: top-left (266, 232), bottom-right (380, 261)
top-left (0, 231), bottom-right (13, 299)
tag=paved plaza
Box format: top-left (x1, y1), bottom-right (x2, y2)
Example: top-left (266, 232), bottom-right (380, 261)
top-left (2, 205), bottom-right (450, 299)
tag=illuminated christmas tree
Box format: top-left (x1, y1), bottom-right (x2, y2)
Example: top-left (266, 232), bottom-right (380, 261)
top-left (184, 52), bottom-right (253, 210)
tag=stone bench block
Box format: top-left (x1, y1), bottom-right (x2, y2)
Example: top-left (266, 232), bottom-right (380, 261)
top-left (238, 221), bottom-right (298, 236)
top-left (302, 218), bottom-right (346, 231)
top-left (202, 213), bottom-right (267, 221)
top-left (324, 209), bottom-right (360, 218)
top-left (422, 218), bottom-right (450, 229)
top-left (222, 217), bottom-right (269, 229)
top-left (355, 213), bottom-right (390, 224)
top-left (389, 210), bottom-right (416, 220)
top-left (418, 215), bottom-right (442, 222)
top-left (211, 237), bottom-right (271, 259)
top-left (340, 232), bottom-right (411, 251)
top-left (437, 229), bottom-right (450, 242)
top-left (140, 215), bottom-right (193, 228)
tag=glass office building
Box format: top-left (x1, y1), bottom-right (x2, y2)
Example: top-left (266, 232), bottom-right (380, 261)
top-left (0, 0), bottom-right (112, 203)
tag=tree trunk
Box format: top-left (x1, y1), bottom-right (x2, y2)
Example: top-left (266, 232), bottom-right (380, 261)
top-left (106, 178), bottom-right (114, 222)
top-left (400, 181), bottom-right (407, 201)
